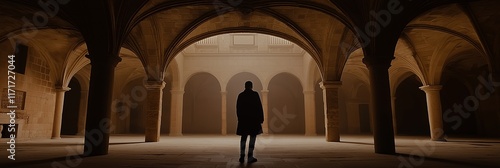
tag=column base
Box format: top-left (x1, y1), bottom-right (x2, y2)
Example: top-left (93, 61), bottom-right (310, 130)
top-left (145, 137), bottom-right (160, 142)
top-left (51, 136), bottom-right (61, 139)
top-left (326, 132), bottom-right (340, 142)
top-left (326, 138), bottom-right (340, 142)
top-left (375, 149), bottom-right (396, 155)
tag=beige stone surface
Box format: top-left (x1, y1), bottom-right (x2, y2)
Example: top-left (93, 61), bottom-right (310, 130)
top-left (1, 135), bottom-right (500, 167)
top-left (0, 0), bottom-right (499, 156)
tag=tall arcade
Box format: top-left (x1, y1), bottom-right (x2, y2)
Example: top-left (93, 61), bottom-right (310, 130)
top-left (1, 0), bottom-right (500, 167)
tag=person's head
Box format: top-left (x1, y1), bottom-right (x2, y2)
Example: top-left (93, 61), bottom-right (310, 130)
top-left (245, 81), bottom-right (253, 90)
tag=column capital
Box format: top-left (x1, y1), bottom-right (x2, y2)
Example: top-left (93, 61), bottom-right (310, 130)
top-left (55, 86), bottom-right (71, 92)
top-left (221, 91), bottom-right (227, 95)
top-left (144, 80), bottom-right (166, 90)
top-left (419, 85), bottom-right (442, 92)
top-left (320, 81), bottom-right (342, 89)
top-left (261, 90), bottom-right (269, 93)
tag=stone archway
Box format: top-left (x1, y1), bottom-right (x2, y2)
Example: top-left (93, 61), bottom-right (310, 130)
top-left (226, 72), bottom-right (263, 135)
top-left (394, 75), bottom-right (430, 136)
top-left (268, 73), bottom-right (305, 134)
top-left (441, 77), bottom-right (478, 136)
top-left (61, 78), bottom-right (81, 135)
top-left (124, 78), bottom-right (147, 134)
top-left (182, 73), bottom-right (222, 134)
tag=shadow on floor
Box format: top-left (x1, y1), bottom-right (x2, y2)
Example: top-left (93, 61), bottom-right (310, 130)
top-left (445, 140), bottom-right (500, 144)
top-left (339, 141), bottom-right (373, 146)
top-left (5, 155), bottom-right (83, 168)
top-left (109, 142), bottom-right (148, 145)
top-left (396, 153), bottom-right (495, 168)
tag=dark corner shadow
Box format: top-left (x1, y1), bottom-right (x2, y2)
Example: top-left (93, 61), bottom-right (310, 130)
top-left (339, 141), bottom-right (374, 146)
top-left (396, 153), bottom-right (494, 168)
top-left (109, 142), bottom-right (148, 145)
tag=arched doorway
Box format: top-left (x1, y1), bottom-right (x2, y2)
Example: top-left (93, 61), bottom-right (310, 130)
top-left (441, 77), bottom-right (477, 136)
top-left (125, 78), bottom-right (147, 134)
top-left (226, 72), bottom-right (263, 135)
top-left (339, 73), bottom-right (371, 134)
top-left (183, 73), bottom-right (222, 134)
top-left (61, 78), bottom-right (81, 135)
top-left (268, 73), bottom-right (305, 134)
top-left (395, 75), bottom-right (429, 135)
top-left (355, 84), bottom-right (371, 134)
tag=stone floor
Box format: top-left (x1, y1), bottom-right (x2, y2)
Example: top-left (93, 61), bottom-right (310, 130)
top-left (1, 134), bottom-right (499, 168)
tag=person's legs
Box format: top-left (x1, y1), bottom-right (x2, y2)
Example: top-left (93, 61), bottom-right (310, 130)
top-left (248, 135), bottom-right (257, 163)
top-left (239, 135), bottom-right (248, 163)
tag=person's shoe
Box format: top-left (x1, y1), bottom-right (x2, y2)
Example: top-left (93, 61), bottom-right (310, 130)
top-left (239, 155), bottom-right (245, 163)
top-left (248, 156), bottom-right (258, 164)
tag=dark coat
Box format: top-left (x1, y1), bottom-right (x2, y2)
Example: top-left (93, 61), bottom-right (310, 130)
top-left (236, 89), bottom-right (264, 135)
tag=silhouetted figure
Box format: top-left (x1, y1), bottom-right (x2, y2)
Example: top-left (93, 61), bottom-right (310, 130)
top-left (236, 81), bottom-right (264, 164)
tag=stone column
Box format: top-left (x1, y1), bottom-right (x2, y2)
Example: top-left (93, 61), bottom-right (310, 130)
top-left (489, 72), bottom-right (500, 131)
top-left (420, 85), bottom-right (446, 141)
top-left (303, 90), bottom-right (316, 136)
top-left (51, 86), bottom-right (71, 139)
top-left (261, 90), bottom-right (269, 134)
top-left (83, 54), bottom-right (121, 156)
top-left (363, 57), bottom-right (396, 154)
top-left (144, 81), bottom-right (165, 142)
top-left (320, 81), bottom-right (342, 142)
top-left (170, 90), bottom-right (184, 136)
top-left (391, 96), bottom-right (397, 135)
top-left (77, 90), bottom-right (89, 136)
top-left (221, 91), bottom-right (227, 135)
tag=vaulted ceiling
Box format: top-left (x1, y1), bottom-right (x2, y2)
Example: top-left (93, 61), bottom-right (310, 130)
top-left (1, 0), bottom-right (499, 86)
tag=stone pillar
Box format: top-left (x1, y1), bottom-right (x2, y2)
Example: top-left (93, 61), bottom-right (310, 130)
top-left (51, 86), bottom-right (71, 139)
top-left (320, 81), bottom-right (342, 142)
top-left (221, 91), bottom-right (227, 135)
top-left (363, 57), bottom-right (396, 154)
top-left (83, 54), bottom-right (121, 156)
top-left (77, 90), bottom-right (89, 136)
top-left (144, 81), bottom-right (165, 142)
top-left (391, 96), bottom-right (397, 135)
top-left (170, 90), bottom-right (184, 136)
top-left (489, 72), bottom-right (500, 133)
top-left (420, 85), bottom-right (446, 141)
top-left (303, 90), bottom-right (316, 136)
top-left (261, 90), bottom-right (269, 134)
